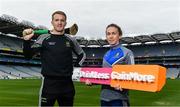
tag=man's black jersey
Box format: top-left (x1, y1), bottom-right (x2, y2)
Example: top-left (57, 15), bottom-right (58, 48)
top-left (23, 33), bottom-right (86, 77)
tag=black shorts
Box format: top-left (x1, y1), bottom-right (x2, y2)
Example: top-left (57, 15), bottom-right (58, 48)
top-left (39, 76), bottom-right (75, 106)
top-left (41, 76), bottom-right (75, 97)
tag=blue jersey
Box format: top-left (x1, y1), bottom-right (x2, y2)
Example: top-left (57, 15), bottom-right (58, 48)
top-left (101, 43), bottom-right (134, 101)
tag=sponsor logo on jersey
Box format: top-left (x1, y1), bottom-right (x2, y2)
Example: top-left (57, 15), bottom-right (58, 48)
top-left (48, 42), bottom-right (56, 45)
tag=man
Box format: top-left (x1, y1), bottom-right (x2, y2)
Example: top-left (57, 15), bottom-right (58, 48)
top-left (101, 23), bottom-right (134, 106)
top-left (23, 11), bottom-right (86, 106)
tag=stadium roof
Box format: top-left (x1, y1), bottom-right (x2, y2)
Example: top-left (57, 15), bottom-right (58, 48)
top-left (1, 14), bottom-right (180, 47)
top-left (0, 14), bottom-right (47, 37)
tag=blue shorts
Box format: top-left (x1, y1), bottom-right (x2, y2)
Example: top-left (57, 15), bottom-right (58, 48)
top-left (101, 99), bottom-right (130, 107)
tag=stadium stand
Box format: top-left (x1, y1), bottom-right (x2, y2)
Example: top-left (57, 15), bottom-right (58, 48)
top-left (0, 70), bottom-right (15, 79)
top-left (128, 43), bottom-right (180, 57)
top-left (167, 68), bottom-right (180, 79)
top-left (13, 66), bottom-right (42, 77)
top-left (0, 34), bottom-right (22, 51)
top-left (0, 65), bottom-right (41, 79)
top-left (0, 65), bottom-right (31, 77)
top-left (0, 14), bottom-right (180, 79)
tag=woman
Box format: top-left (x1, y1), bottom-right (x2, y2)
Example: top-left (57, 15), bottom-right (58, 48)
top-left (100, 23), bottom-right (134, 107)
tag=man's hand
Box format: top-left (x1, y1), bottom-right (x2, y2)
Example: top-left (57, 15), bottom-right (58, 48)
top-left (85, 79), bottom-right (92, 86)
top-left (22, 28), bottom-right (34, 40)
top-left (114, 84), bottom-right (123, 91)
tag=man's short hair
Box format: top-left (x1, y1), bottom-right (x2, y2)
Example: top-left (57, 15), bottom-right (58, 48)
top-left (52, 11), bottom-right (67, 20)
top-left (106, 23), bottom-right (122, 36)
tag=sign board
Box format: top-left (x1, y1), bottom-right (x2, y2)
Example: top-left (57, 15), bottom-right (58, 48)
top-left (111, 65), bottom-right (166, 92)
top-left (78, 65), bottom-right (166, 92)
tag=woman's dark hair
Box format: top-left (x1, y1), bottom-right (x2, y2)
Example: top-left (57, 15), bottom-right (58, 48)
top-left (106, 23), bottom-right (122, 36)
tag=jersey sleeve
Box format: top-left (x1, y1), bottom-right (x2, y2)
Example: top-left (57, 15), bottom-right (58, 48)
top-left (126, 50), bottom-right (135, 65)
top-left (23, 34), bottom-right (50, 59)
top-left (72, 38), bottom-right (86, 66)
top-left (65, 34), bottom-right (86, 66)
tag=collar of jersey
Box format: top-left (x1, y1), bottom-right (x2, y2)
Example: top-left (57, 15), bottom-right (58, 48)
top-left (110, 43), bottom-right (122, 50)
top-left (50, 33), bottom-right (65, 37)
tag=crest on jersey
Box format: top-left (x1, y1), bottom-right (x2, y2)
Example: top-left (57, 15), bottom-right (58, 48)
top-left (66, 41), bottom-right (71, 47)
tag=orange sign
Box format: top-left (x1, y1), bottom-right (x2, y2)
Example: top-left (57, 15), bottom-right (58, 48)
top-left (110, 65), bottom-right (166, 92)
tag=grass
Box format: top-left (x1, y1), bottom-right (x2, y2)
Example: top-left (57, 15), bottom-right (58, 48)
top-left (0, 79), bottom-right (179, 106)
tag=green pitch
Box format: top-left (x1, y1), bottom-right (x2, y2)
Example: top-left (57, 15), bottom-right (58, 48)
top-left (0, 79), bottom-right (179, 106)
